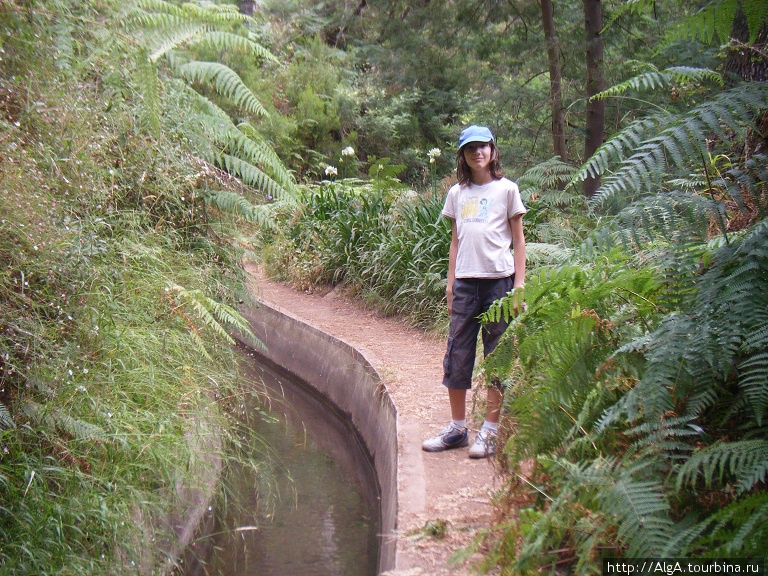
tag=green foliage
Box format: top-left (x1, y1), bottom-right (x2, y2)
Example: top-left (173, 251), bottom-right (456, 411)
top-left (179, 61), bottom-right (268, 116)
top-left (574, 81), bottom-right (768, 211)
top-left (261, 181), bottom-right (451, 327)
top-left (516, 157), bottom-right (594, 252)
top-left (0, 1), bottom-right (276, 573)
top-left (4, 0), bottom-right (766, 573)
top-left (167, 283), bottom-right (265, 357)
top-left (666, 0), bottom-right (768, 44)
top-left (479, 220), bottom-right (768, 572)
top-left (0, 402), bottom-right (15, 429)
top-left (677, 440), bottom-right (768, 495)
top-left (128, 0), bottom-right (297, 206)
top-left (483, 254), bottom-right (663, 461)
top-left (592, 65), bottom-right (723, 101)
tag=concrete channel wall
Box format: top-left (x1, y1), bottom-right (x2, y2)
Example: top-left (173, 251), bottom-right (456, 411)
top-left (241, 300), bottom-right (398, 573)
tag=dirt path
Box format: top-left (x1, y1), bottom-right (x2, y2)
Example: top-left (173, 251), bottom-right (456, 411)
top-left (246, 264), bottom-right (501, 576)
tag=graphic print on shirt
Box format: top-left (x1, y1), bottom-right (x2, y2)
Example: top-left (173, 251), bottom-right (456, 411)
top-left (460, 196), bottom-right (493, 224)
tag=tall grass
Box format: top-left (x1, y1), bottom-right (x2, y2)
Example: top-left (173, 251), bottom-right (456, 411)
top-left (0, 2), bottom-right (270, 573)
top-left (260, 181), bottom-right (451, 328)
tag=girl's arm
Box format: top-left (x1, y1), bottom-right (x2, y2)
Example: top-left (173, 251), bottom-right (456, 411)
top-left (510, 213), bottom-right (526, 288)
top-left (446, 219), bottom-right (458, 314)
top-left (509, 213), bottom-right (526, 314)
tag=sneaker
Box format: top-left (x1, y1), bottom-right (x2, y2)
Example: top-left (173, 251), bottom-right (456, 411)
top-left (468, 428), bottom-right (497, 459)
top-left (422, 423), bottom-right (469, 452)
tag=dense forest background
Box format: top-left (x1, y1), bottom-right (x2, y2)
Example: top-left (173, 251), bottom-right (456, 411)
top-left (1, 0), bottom-right (767, 574)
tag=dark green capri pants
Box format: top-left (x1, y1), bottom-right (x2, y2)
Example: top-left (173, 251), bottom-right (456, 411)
top-left (442, 275), bottom-right (515, 390)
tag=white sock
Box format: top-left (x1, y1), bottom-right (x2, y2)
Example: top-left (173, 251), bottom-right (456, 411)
top-left (452, 419), bottom-right (467, 429)
top-left (481, 420), bottom-right (498, 432)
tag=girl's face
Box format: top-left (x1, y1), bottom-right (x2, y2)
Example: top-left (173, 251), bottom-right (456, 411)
top-left (462, 142), bottom-right (492, 173)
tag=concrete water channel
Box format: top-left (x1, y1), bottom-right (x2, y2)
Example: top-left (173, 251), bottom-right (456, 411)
top-left (201, 352), bottom-right (382, 575)
top-left (198, 298), bottom-right (399, 574)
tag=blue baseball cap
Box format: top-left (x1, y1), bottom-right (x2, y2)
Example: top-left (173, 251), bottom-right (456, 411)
top-left (458, 125), bottom-right (494, 149)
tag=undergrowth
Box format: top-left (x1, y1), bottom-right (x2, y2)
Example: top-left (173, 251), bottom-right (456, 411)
top-left (259, 178), bottom-right (452, 329)
top-left (1, 2), bottom-right (272, 574)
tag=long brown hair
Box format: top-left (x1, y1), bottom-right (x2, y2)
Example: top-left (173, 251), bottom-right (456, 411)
top-left (456, 142), bottom-right (504, 185)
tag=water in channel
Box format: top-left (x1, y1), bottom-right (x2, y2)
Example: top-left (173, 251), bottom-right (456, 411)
top-left (199, 350), bottom-right (381, 576)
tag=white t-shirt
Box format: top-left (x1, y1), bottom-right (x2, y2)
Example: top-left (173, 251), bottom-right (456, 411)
top-left (442, 177), bottom-right (527, 279)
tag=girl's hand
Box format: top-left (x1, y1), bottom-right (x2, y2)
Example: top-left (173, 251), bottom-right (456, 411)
top-left (511, 285), bottom-right (526, 317)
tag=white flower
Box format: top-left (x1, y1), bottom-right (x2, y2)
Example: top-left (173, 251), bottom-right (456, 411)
top-left (341, 146), bottom-right (355, 157)
top-left (428, 147), bottom-right (442, 160)
top-left (324, 165), bottom-right (338, 177)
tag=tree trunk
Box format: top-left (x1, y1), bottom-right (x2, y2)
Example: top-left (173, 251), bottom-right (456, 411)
top-left (582, 0), bottom-right (605, 197)
top-left (541, 0), bottom-right (568, 162)
top-left (240, 1), bottom-right (255, 15)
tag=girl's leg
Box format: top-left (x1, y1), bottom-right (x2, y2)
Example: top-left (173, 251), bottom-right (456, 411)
top-left (449, 388), bottom-right (467, 421)
top-left (485, 385), bottom-right (502, 424)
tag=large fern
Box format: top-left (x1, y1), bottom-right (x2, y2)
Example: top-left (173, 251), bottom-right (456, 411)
top-left (167, 283), bottom-right (265, 359)
top-left (178, 61), bottom-right (268, 117)
top-left (677, 440), bottom-right (768, 495)
top-left (592, 65), bottom-right (723, 101)
top-left (483, 254), bottom-right (662, 462)
top-left (166, 82), bottom-right (296, 204)
top-left (23, 402), bottom-right (106, 442)
top-left (666, 0), bottom-right (768, 44)
top-left (126, 0), bottom-right (297, 206)
top-left (574, 81), bottom-right (768, 210)
top-left (483, 217), bottom-right (768, 568)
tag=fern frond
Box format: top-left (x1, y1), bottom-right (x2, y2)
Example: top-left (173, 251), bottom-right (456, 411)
top-left (517, 156), bottom-right (577, 192)
top-left (197, 31), bottom-right (277, 63)
top-left (736, 351), bottom-right (768, 424)
top-left (582, 191), bottom-right (712, 256)
top-left (667, 0), bottom-right (737, 44)
top-left (178, 1), bottom-right (249, 24)
top-left (179, 61), bottom-right (267, 116)
top-left (592, 67), bottom-right (722, 101)
top-left (202, 189), bottom-right (275, 226)
top-left (52, 3), bottom-right (76, 71)
top-left (602, 1), bottom-right (657, 31)
top-left (169, 284), bottom-right (265, 351)
top-left (601, 477), bottom-right (675, 557)
top-left (0, 402), bottom-right (15, 429)
top-left (175, 79), bottom-right (234, 126)
top-left (741, 0), bottom-right (768, 43)
top-left (572, 114), bottom-right (670, 183)
top-left (625, 415), bottom-right (702, 456)
top-left (136, 0), bottom-right (247, 23)
top-left (228, 124), bottom-right (296, 192)
top-left (667, 0), bottom-right (768, 44)
top-left (677, 440), bottom-right (768, 494)
top-left (688, 492), bottom-right (768, 556)
top-left (584, 82), bottom-right (768, 208)
top-left (555, 457), bottom-right (676, 557)
top-left (135, 0), bottom-right (186, 17)
top-left (149, 22), bottom-right (206, 62)
top-left (23, 402), bottom-right (106, 441)
top-left (132, 47), bottom-right (162, 132)
top-left (145, 23), bottom-right (208, 62)
top-left (525, 242), bottom-right (574, 266)
top-left (219, 153), bottom-right (291, 201)
top-left (713, 153), bottom-right (768, 218)
top-left (169, 86), bottom-right (295, 205)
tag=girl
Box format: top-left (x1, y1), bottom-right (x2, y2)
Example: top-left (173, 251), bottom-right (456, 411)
top-left (422, 125), bottom-right (526, 458)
